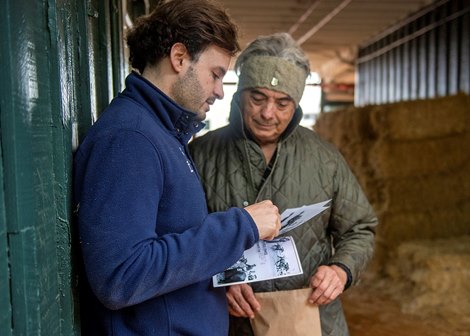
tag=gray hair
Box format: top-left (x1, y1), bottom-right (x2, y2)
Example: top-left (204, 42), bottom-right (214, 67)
top-left (235, 33), bottom-right (310, 77)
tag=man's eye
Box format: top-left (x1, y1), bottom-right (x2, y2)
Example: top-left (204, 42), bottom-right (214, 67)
top-left (212, 72), bottom-right (220, 80)
top-left (277, 100), bottom-right (292, 109)
top-left (251, 96), bottom-right (264, 103)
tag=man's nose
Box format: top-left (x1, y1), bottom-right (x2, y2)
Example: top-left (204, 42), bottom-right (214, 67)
top-left (214, 81), bottom-right (224, 100)
top-left (260, 101), bottom-right (276, 119)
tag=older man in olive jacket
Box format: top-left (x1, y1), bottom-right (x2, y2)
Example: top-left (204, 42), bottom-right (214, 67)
top-left (189, 33), bottom-right (378, 336)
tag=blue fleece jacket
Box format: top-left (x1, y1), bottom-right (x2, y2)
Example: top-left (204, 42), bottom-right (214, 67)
top-left (73, 72), bottom-right (259, 335)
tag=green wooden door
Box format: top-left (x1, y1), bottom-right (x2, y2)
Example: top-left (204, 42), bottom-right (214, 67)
top-left (0, 0), bottom-right (125, 334)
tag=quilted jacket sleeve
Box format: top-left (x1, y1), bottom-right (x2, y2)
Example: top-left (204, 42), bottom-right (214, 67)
top-left (327, 152), bottom-right (378, 285)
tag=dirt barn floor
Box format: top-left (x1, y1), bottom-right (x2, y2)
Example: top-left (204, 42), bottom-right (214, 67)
top-left (342, 274), bottom-right (470, 336)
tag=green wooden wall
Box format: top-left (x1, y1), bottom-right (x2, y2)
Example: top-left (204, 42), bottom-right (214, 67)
top-left (0, 0), bottom-right (125, 334)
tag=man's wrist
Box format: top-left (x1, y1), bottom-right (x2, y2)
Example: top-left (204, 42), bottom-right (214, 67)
top-left (328, 262), bottom-right (353, 290)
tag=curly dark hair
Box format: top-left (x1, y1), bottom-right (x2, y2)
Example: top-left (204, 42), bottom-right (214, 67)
top-left (126, 0), bottom-right (240, 73)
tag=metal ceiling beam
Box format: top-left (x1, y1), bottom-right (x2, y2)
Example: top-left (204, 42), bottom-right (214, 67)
top-left (288, 0), bottom-right (322, 35)
top-left (296, 0), bottom-right (353, 45)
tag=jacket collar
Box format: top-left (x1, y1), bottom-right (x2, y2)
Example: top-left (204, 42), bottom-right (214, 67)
top-left (228, 91), bottom-right (303, 142)
top-left (121, 72), bottom-right (205, 143)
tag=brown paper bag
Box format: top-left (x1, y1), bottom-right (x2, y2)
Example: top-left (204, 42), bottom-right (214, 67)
top-left (250, 288), bottom-right (321, 336)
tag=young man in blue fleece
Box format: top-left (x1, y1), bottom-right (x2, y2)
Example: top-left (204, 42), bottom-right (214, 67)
top-left (73, 0), bottom-right (281, 334)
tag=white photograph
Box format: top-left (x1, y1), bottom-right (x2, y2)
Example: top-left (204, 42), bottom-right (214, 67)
top-left (213, 236), bottom-right (303, 287)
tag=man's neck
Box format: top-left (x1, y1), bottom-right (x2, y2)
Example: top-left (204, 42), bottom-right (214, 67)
top-left (141, 60), bottom-right (175, 99)
top-left (261, 143), bottom-right (277, 164)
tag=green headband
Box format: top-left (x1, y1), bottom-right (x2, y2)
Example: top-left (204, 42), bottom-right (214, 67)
top-left (237, 55), bottom-right (308, 106)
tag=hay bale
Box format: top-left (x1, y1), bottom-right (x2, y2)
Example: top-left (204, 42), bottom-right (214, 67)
top-left (314, 105), bottom-right (377, 147)
top-left (370, 94), bottom-right (470, 141)
top-left (314, 110), bottom-right (347, 146)
top-left (385, 236), bottom-right (470, 324)
top-left (370, 134), bottom-right (470, 179)
top-left (377, 199), bottom-right (470, 249)
top-left (316, 94), bottom-right (470, 143)
top-left (381, 163), bottom-right (470, 212)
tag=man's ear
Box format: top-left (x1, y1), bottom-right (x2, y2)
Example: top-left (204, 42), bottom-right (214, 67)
top-left (169, 42), bottom-right (190, 73)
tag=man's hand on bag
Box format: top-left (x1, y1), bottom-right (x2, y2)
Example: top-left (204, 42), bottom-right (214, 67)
top-left (226, 284), bottom-right (260, 319)
top-left (308, 265), bottom-right (347, 305)
top-left (244, 200), bottom-right (281, 240)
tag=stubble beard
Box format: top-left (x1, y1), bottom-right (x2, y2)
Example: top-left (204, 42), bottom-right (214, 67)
top-left (171, 65), bottom-right (206, 121)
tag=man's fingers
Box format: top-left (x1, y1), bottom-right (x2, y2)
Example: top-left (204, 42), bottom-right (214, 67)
top-left (226, 284), bottom-right (258, 318)
top-left (227, 288), bottom-right (246, 317)
top-left (313, 285), bottom-right (342, 305)
top-left (241, 284), bottom-right (260, 312)
top-left (244, 201), bottom-right (280, 240)
top-left (309, 285), bottom-right (324, 304)
top-left (227, 296), bottom-right (245, 317)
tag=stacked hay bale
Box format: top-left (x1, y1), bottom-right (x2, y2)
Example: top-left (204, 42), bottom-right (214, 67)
top-left (387, 236), bottom-right (470, 325)
top-left (314, 93), bottom-right (470, 322)
top-left (314, 93), bottom-right (470, 266)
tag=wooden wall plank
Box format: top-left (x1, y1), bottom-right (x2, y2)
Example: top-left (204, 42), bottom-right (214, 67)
top-left (0, 0), bottom-right (59, 334)
top-left (0, 135), bottom-right (12, 336)
top-left (48, 0), bottom-right (89, 332)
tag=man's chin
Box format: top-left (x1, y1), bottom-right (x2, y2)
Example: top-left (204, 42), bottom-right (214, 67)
top-left (194, 110), bottom-right (207, 122)
top-left (255, 124), bottom-right (276, 133)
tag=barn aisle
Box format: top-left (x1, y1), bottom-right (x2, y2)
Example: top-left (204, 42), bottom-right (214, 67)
top-left (342, 271), bottom-right (470, 336)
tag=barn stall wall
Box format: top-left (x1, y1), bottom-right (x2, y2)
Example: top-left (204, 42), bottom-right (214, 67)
top-left (0, 0), bottom-right (124, 335)
top-left (355, 0), bottom-right (470, 106)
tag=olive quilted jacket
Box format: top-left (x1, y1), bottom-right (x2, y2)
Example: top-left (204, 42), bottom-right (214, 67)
top-left (189, 94), bottom-right (378, 336)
